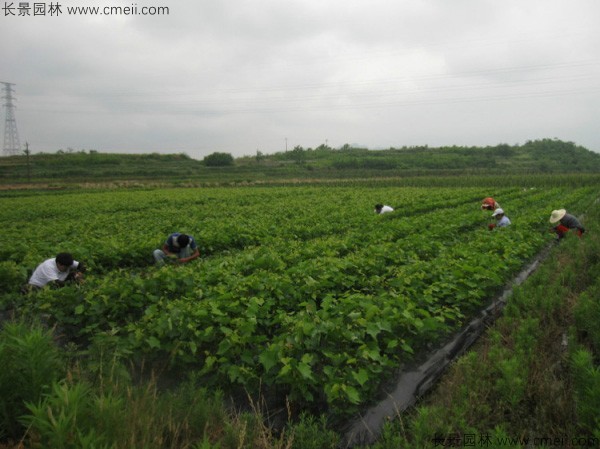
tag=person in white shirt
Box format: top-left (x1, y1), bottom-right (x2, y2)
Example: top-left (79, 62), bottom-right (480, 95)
top-left (27, 253), bottom-right (85, 289)
top-left (374, 204), bottom-right (394, 214)
top-left (488, 208), bottom-right (511, 230)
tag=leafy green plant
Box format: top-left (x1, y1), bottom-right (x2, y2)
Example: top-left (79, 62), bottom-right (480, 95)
top-left (0, 322), bottom-right (64, 439)
top-left (23, 382), bottom-right (104, 449)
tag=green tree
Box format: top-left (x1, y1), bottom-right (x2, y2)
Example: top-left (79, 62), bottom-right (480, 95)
top-left (290, 146), bottom-right (306, 163)
top-left (203, 152), bottom-right (234, 167)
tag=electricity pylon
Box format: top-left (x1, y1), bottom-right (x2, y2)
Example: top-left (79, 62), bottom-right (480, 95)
top-left (1, 82), bottom-right (21, 156)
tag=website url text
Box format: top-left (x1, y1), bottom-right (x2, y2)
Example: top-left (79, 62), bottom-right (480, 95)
top-left (3, 2), bottom-right (170, 17)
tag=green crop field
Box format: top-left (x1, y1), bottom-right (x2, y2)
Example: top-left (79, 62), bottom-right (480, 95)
top-left (1, 182), bottom-right (595, 423)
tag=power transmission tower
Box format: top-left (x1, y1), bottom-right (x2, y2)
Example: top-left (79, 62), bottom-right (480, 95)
top-left (1, 82), bottom-right (22, 156)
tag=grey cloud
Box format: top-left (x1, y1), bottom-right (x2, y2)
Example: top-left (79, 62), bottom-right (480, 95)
top-left (1, 0), bottom-right (600, 156)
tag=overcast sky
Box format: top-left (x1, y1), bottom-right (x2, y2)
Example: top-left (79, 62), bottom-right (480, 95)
top-left (1, 0), bottom-right (600, 159)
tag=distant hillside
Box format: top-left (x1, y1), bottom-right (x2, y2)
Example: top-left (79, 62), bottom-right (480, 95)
top-left (1, 139), bottom-right (599, 185)
top-left (238, 138), bottom-right (600, 173)
top-left (0, 151), bottom-right (202, 182)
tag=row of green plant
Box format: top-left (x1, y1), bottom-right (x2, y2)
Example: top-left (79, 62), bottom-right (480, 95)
top-left (0, 185), bottom-right (516, 273)
top-left (1, 185), bottom-right (594, 419)
top-left (0, 184), bottom-right (585, 275)
top-left (2, 186), bottom-right (598, 448)
top-left (1, 182), bottom-right (598, 448)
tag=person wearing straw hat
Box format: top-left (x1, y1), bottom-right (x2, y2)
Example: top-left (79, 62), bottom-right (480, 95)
top-left (549, 209), bottom-right (585, 240)
top-left (488, 208), bottom-right (511, 230)
top-left (481, 197), bottom-right (500, 211)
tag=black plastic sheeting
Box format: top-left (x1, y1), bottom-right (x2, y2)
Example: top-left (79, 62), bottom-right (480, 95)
top-left (341, 245), bottom-right (553, 448)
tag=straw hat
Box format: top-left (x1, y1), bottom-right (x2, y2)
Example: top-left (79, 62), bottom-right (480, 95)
top-left (549, 209), bottom-right (566, 223)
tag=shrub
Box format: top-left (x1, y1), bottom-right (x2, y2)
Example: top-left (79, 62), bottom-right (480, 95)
top-left (203, 152), bottom-right (234, 167)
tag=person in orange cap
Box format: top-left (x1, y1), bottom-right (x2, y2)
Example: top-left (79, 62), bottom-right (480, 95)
top-left (481, 197), bottom-right (500, 211)
top-left (549, 209), bottom-right (585, 240)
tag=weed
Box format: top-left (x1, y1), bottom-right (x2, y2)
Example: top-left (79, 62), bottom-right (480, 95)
top-left (0, 322), bottom-right (63, 440)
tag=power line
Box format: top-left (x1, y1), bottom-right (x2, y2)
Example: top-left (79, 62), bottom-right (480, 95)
top-left (14, 58), bottom-right (600, 116)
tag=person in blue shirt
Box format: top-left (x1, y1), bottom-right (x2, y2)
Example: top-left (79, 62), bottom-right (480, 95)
top-left (153, 233), bottom-right (200, 266)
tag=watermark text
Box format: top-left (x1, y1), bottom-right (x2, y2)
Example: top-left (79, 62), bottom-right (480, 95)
top-left (3, 2), bottom-right (169, 17)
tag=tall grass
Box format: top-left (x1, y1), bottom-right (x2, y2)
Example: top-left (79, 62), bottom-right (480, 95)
top-left (0, 321), bottom-right (64, 441)
top-left (0, 322), bottom-right (339, 449)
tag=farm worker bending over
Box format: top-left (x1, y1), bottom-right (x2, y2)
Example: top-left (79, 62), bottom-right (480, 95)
top-left (481, 197), bottom-right (500, 211)
top-left (488, 208), bottom-right (511, 230)
top-left (374, 204), bottom-right (394, 214)
top-left (27, 252), bottom-right (86, 290)
top-left (153, 233), bottom-right (200, 266)
top-left (549, 209), bottom-right (585, 240)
